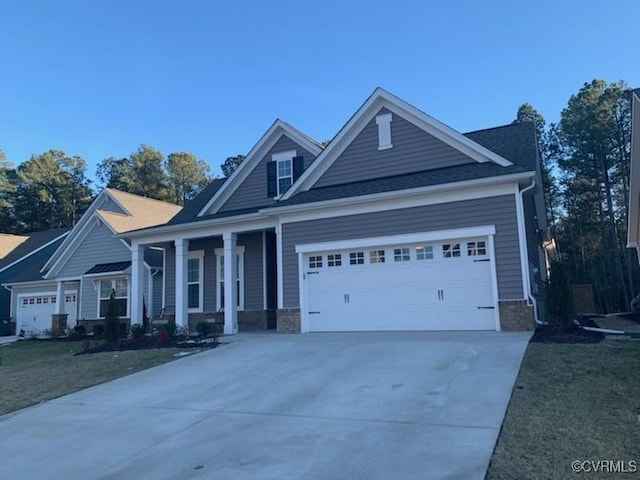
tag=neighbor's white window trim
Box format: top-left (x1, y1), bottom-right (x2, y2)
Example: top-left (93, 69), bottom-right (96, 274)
top-left (97, 277), bottom-right (129, 319)
top-left (187, 250), bottom-right (204, 313)
top-left (214, 246), bottom-right (245, 311)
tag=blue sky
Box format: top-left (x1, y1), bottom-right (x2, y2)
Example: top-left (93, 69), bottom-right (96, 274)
top-left (1, 0), bottom-right (639, 183)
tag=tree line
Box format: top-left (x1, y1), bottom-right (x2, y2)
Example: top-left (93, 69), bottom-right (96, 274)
top-left (1, 79), bottom-right (637, 312)
top-left (0, 145), bottom-right (246, 235)
top-left (515, 79), bottom-right (637, 313)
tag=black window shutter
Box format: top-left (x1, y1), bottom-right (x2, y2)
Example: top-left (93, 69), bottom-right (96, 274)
top-left (292, 156), bottom-right (304, 181)
top-left (267, 161), bottom-right (277, 197)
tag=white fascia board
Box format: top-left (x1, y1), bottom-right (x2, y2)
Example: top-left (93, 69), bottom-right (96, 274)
top-left (198, 121), bottom-right (322, 217)
top-left (3, 279), bottom-right (59, 288)
top-left (627, 91), bottom-right (640, 248)
top-left (295, 225), bottom-right (496, 254)
top-left (84, 270), bottom-right (128, 279)
top-left (267, 172), bottom-right (533, 222)
top-left (0, 231), bottom-right (69, 275)
top-left (284, 88), bottom-right (512, 199)
top-left (122, 214), bottom-right (277, 245)
top-left (41, 190), bottom-right (109, 272)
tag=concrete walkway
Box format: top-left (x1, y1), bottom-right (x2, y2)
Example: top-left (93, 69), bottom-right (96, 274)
top-left (0, 331), bottom-right (531, 480)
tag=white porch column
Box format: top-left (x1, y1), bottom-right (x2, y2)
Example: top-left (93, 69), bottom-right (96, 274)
top-left (223, 232), bottom-right (238, 335)
top-left (175, 238), bottom-right (189, 328)
top-left (130, 242), bottom-right (144, 323)
top-left (54, 281), bottom-right (65, 314)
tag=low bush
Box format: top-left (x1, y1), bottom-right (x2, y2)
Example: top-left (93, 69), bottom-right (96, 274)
top-left (196, 321), bottom-right (212, 338)
top-left (129, 323), bottom-right (146, 339)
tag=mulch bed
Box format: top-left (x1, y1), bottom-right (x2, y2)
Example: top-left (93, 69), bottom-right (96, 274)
top-left (73, 334), bottom-right (219, 355)
top-left (530, 320), bottom-right (605, 344)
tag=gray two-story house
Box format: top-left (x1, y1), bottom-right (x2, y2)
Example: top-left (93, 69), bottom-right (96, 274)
top-left (124, 88), bottom-right (548, 334)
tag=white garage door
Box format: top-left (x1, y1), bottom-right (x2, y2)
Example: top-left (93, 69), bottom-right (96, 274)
top-left (17, 292), bottom-right (78, 334)
top-left (303, 237), bottom-right (496, 332)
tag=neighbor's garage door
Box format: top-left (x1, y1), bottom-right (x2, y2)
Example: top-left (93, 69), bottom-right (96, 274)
top-left (303, 237), bottom-right (496, 331)
top-left (17, 292), bottom-right (77, 334)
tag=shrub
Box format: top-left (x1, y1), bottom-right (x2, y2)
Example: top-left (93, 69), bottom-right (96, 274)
top-left (93, 324), bottom-right (104, 337)
top-left (129, 323), bottom-right (146, 339)
top-left (161, 321), bottom-right (177, 338)
top-left (104, 290), bottom-right (120, 343)
top-left (545, 261), bottom-right (575, 332)
top-left (196, 321), bottom-right (212, 338)
top-left (73, 325), bottom-right (86, 336)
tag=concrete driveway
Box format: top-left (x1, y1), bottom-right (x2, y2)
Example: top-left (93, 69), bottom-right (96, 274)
top-left (0, 331), bottom-right (531, 480)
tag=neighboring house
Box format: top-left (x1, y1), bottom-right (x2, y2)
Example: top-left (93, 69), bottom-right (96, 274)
top-left (0, 230), bottom-right (69, 334)
top-left (628, 89), bottom-right (640, 261)
top-left (0, 234), bottom-right (29, 260)
top-left (124, 88), bottom-right (548, 334)
top-left (2, 189), bottom-right (181, 335)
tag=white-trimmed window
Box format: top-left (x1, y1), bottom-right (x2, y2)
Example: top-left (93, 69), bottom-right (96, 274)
top-left (369, 250), bottom-right (385, 263)
top-left (376, 112), bottom-right (393, 150)
top-left (187, 251), bottom-right (204, 312)
top-left (215, 246), bottom-right (245, 311)
top-left (349, 251), bottom-right (365, 265)
top-left (416, 245), bottom-right (434, 260)
top-left (393, 247), bottom-right (410, 262)
top-left (443, 243), bottom-right (461, 258)
top-left (467, 241), bottom-right (487, 256)
top-left (327, 254), bottom-right (342, 267)
top-left (99, 278), bottom-right (128, 318)
top-left (272, 150), bottom-right (296, 196)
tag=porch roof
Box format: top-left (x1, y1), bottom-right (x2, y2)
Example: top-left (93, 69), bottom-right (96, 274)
top-left (85, 261), bottom-right (131, 275)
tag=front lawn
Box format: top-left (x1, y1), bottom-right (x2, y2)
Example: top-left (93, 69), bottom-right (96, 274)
top-left (486, 338), bottom-right (640, 479)
top-left (0, 339), bottom-right (195, 416)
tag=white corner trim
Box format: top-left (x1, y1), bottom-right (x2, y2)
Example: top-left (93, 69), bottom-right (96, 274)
top-left (297, 251), bottom-right (309, 333)
top-left (295, 226), bottom-right (496, 254)
top-left (487, 234), bottom-right (501, 331)
top-left (276, 221), bottom-right (284, 309)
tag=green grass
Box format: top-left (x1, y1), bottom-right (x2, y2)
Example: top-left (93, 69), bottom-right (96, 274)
top-left (486, 339), bottom-right (640, 479)
top-left (0, 339), bottom-right (192, 416)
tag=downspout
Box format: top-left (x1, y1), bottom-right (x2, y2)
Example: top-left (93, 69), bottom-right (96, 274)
top-left (518, 179), bottom-right (546, 325)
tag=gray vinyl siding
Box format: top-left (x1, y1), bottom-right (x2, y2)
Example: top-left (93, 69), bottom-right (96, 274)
top-left (164, 232), bottom-right (264, 312)
top-left (218, 135), bottom-right (317, 213)
top-left (281, 194), bottom-right (523, 307)
top-left (313, 108), bottom-right (475, 188)
top-left (242, 232), bottom-right (264, 310)
top-left (152, 271), bottom-right (163, 318)
top-left (524, 194), bottom-right (545, 318)
top-left (57, 222), bottom-right (131, 279)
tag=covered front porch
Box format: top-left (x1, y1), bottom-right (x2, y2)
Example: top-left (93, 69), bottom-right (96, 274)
top-left (129, 219), bottom-right (279, 335)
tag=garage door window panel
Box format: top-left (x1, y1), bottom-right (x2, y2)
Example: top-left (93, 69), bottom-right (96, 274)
top-left (309, 255), bottom-right (323, 269)
top-left (467, 241), bottom-right (487, 256)
top-left (369, 250), bottom-right (385, 264)
top-left (416, 246), bottom-right (434, 260)
top-left (394, 248), bottom-right (410, 262)
top-left (328, 254), bottom-right (342, 267)
top-left (442, 243), bottom-right (461, 258)
top-left (349, 252), bottom-right (365, 265)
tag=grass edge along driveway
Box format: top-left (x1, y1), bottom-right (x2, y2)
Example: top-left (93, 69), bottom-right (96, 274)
top-left (486, 338), bottom-right (640, 479)
top-left (0, 339), bottom-right (195, 416)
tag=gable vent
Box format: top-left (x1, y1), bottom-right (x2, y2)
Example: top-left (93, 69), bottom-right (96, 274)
top-left (376, 112), bottom-right (393, 150)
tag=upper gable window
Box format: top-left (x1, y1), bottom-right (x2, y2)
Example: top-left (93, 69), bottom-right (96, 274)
top-left (267, 150), bottom-right (305, 198)
top-left (376, 112), bottom-right (393, 150)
